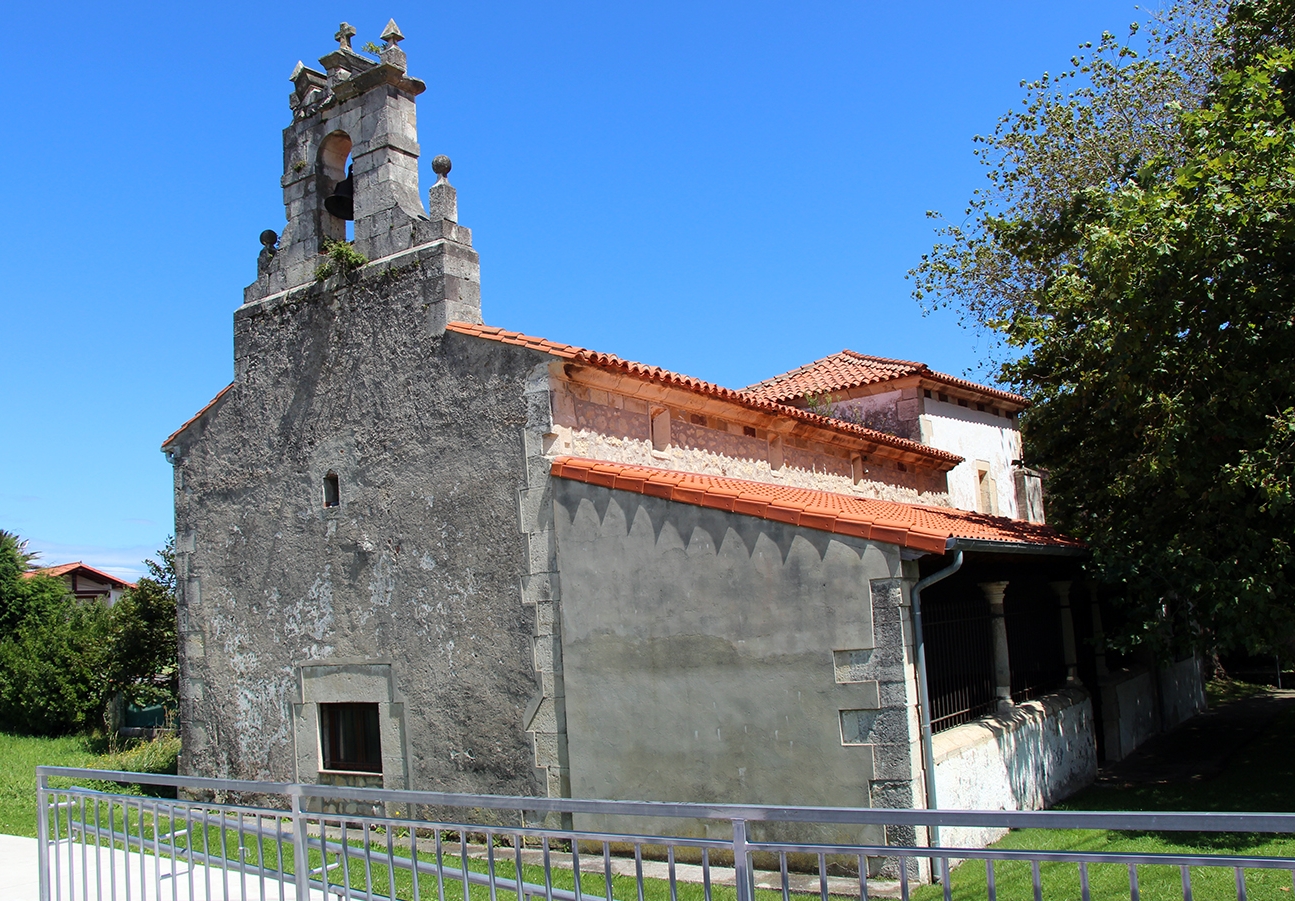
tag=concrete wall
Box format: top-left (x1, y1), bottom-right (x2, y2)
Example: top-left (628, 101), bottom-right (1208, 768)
top-left (551, 479), bottom-right (927, 851)
top-left (1100, 657), bottom-right (1205, 761)
top-left (1159, 656), bottom-right (1207, 731)
top-left (932, 688), bottom-right (1097, 849)
top-left (169, 264), bottom-right (549, 797)
top-left (919, 400), bottom-right (1023, 517)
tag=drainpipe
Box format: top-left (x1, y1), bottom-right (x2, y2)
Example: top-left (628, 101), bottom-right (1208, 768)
top-left (911, 547), bottom-right (963, 861)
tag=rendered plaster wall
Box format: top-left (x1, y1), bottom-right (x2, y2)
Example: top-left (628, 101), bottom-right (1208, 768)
top-left (932, 689), bottom-right (1097, 849)
top-left (1159, 656), bottom-right (1206, 731)
top-left (169, 264), bottom-right (547, 797)
top-left (1099, 658), bottom-right (1205, 761)
top-left (918, 399), bottom-right (1023, 516)
top-left (552, 479), bottom-right (927, 854)
top-left (550, 381), bottom-right (950, 505)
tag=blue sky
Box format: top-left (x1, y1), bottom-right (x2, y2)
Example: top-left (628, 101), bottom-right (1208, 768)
top-left (0, 1), bottom-right (1148, 580)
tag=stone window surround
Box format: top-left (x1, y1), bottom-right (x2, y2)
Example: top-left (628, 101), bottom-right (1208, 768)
top-left (292, 660), bottom-right (409, 790)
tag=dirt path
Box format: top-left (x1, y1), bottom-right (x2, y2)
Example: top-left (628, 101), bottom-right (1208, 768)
top-left (1096, 688), bottom-right (1295, 786)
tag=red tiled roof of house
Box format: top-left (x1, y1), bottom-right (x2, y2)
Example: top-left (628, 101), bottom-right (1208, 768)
top-left (551, 456), bottom-right (1083, 554)
top-left (446, 322), bottom-right (962, 466)
top-left (743, 349), bottom-right (1030, 407)
top-left (25, 562), bottom-right (136, 589)
top-left (161, 383), bottom-right (235, 450)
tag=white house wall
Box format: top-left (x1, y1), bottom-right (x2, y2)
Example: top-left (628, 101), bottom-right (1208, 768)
top-left (919, 400), bottom-right (1023, 516)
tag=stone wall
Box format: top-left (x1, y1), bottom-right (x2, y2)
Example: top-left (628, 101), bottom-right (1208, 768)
top-left (550, 379), bottom-right (950, 505)
top-left (931, 688), bottom-right (1097, 849)
top-left (170, 265), bottom-right (549, 797)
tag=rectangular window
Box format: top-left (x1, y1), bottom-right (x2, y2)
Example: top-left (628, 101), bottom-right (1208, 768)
top-left (323, 472), bottom-right (340, 508)
top-left (319, 703), bottom-right (382, 773)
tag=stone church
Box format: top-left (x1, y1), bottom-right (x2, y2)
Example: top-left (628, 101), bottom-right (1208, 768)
top-left (165, 22), bottom-right (1115, 830)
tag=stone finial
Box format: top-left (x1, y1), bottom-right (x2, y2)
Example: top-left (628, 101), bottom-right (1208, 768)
top-left (379, 18), bottom-right (408, 71)
top-left (380, 19), bottom-right (405, 46)
top-left (334, 22), bottom-right (357, 50)
top-left (428, 155), bottom-right (457, 222)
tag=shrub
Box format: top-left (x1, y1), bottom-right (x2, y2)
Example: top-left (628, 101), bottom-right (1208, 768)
top-left (87, 731), bottom-right (181, 798)
top-left (315, 238), bottom-right (368, 281)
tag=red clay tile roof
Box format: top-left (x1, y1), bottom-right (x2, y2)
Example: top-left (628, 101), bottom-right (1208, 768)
top-left (25, 562), bottom-right (135, 589)
top-left (446, 322), bottom-right (962, 467)
top-left (744, 349), bottom-right (1030, 407)
top-left (551, 457), bottom-right (1083, 554)
top-left (161, 383), bottom-right (235, 450)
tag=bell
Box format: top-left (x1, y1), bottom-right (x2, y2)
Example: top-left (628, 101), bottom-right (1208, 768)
top-left (323, 167), bottom-right (354, 221)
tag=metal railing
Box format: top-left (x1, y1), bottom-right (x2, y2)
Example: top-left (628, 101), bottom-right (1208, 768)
top-left (36, 766), bottom-right (1295, 901)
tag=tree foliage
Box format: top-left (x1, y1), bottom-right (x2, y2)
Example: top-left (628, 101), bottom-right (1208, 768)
top-left (0, 533), bottom-right (177, 735)
top-left (107, 538), bottom-right (178, 709)
top-left (917, 1), bottom-right (1295, 656)
top-left (910, 0), bottom-right (1226, 348)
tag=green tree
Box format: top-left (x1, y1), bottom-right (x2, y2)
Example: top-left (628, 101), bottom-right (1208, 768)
top-left (0, 535), bottom-right (114, 735)
top-left (0, 529), bottom-right (39, 633)
top-left (932, 4), bottom-right (1295, 656)
top-left (0, 532), bottom-right (179, 735)
top-left (910, 0), bottom-right (1226, 351)
top-left (108, 539), bottom-right (178, 710)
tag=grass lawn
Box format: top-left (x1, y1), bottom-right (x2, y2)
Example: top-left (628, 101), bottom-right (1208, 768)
top-left (0, 732), bottom-right (96, 837)
top-left (913, 684), bottom-right (1295, 901)
top-left (9, 681), bottom-right (1294, 900)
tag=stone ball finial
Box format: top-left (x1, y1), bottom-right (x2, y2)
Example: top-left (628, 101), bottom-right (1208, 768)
top-left (432, 155), bottom-right (452, 178)
top-left (260, 229), bottom-right (279, 248)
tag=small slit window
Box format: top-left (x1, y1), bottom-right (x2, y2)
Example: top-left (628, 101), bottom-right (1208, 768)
top-left (319, 702), bottom-right (382, 773)
top-left (323, 472), bottom-right (340, 508)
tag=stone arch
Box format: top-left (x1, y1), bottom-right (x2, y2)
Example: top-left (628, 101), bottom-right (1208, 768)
top-left (317, 131), bottom-right (353, 247)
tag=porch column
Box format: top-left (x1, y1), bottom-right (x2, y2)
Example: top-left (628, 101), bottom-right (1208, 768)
top-left (1050, 580), bottom-right (1081, 685)
top-left (980, 581), bottom-right (1013, 712)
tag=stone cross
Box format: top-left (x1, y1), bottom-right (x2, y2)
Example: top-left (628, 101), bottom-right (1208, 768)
top-left (334, 22), bottom-right (357, 51)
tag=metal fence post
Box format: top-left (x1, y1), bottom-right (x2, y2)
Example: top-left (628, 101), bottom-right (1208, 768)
top-left (36, 770), bottom-right (51, 901)
top-left (732, 818), bottom-right (752, 901)
top-left (290, 784), bottom-right (311, 900)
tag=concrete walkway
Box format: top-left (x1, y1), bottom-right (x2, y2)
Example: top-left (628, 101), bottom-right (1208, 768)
top-left (1, 835), bottom-right (40, 901)
top-left (0, 832), bottom-right (318, 901)
top-left (1097, 688), bottom-right (1295, 786)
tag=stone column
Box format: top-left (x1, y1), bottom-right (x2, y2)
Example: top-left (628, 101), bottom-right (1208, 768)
top-left (980, 581), bottom-right (1013, 712)
top-left (1051, 581), bottom-right (1081, 685)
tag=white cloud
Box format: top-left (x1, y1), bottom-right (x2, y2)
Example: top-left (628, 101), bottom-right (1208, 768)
top-left (24, 540), bottom-right (158, 583)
